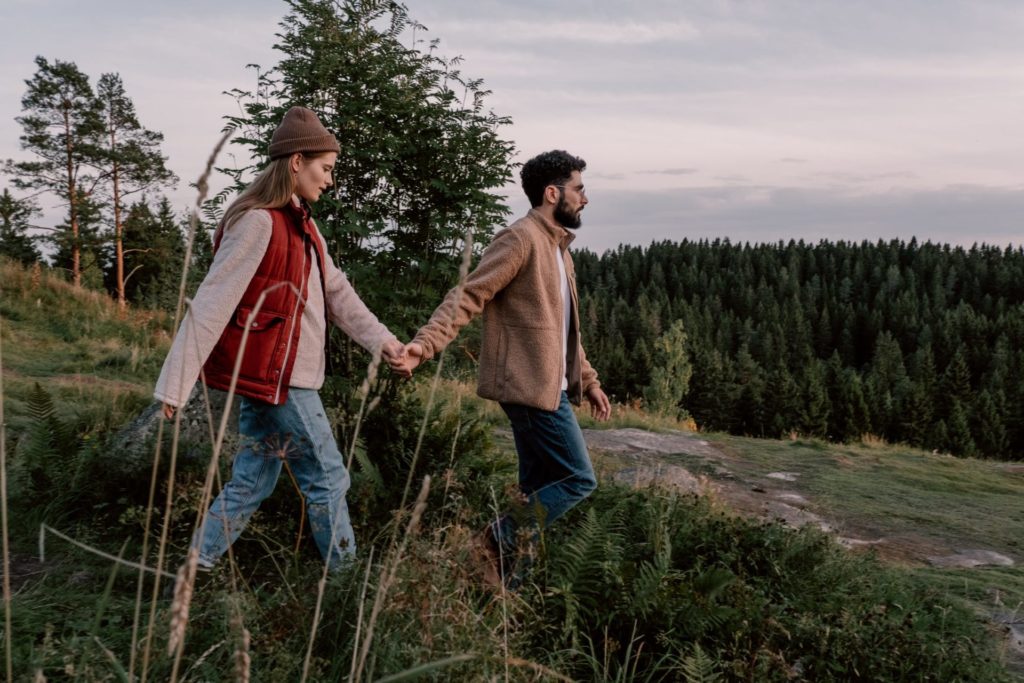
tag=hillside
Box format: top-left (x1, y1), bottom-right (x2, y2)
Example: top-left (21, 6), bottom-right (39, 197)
top-left (1, 258), bottom-right (1021, 681)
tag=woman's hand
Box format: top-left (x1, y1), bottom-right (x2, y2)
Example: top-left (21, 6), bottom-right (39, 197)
top-left (381, 339), bottom-right (412, 378)
top-left (162, 403), bottom-right (176, 420)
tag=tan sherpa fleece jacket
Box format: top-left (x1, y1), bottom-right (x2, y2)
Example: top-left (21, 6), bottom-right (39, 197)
top-left (414, 208), bottom-right (600, 411)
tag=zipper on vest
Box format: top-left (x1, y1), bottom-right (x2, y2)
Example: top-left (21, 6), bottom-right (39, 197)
top-left (274, 232), bottom-right (308, 404)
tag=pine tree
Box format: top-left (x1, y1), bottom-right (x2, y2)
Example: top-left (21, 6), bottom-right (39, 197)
top-left (3, 56), bottom-right (104, 286)
top-left (0, 188), bottom-right (41, 265)
top-left (801, 360), bottom-right (830, 438)
top-left (972, 390), bottom-right (1008, 458)
top-left (52, 190), bottom-right (106, 288)
top-left (115, 197), bottom-right (186, 310)
top-left (95, 73), bottom-right (176, 309)
top-left (865, 331), bottom-right (909, 438)
top-left (946, 399), bottom-right (977, 457)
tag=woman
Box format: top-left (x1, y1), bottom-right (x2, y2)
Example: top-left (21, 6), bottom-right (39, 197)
top-left (154, 106), bottom-right (406, 571)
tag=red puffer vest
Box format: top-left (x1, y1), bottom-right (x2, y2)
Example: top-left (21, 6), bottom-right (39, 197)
top-left (202, 201), bottom-right (327, 405)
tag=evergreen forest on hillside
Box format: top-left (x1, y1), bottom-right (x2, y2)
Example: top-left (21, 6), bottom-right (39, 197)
top-left (576, 238), bottom-right (1024, 459)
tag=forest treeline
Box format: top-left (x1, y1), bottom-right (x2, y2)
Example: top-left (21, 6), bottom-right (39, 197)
top-left (576, 238), bottom-right (1024, 460)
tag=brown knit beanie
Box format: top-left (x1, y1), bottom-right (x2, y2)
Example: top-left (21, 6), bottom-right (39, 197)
top-left (268, 106), bottom-right (340, 160)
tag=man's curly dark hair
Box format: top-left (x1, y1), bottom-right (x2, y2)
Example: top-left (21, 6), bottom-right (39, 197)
top-left (520, 150), bottom-right (587, 208)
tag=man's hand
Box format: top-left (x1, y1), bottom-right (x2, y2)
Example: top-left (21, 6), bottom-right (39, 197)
top-left (585, 386), bottom-right (611, 421)
top-left (402, 342), bottom-right (425, 375)
top-left (381, 339), bottom-right (411, 378)
top-left (162, 403), bottom-right (176, 420)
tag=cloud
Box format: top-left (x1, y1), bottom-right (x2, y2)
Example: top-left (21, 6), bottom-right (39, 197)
top-left (432, 19), bottom-right (700, 46)
top-left (641, 168), bottom-right (699, 176)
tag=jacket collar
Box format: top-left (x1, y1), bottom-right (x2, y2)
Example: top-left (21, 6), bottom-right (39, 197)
top-left (288, 195), bottom-right (312, 222)
top-left (527, 208), bottom-right (576, 250)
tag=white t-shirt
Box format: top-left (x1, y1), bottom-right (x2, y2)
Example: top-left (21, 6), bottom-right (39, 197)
top-left (556, 245), bottom-right (570, 391)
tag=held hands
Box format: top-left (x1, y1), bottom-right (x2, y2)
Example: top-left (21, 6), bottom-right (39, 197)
top-left (381, 340), bottom-right (426, 378)
top-left (586, 385), bottom-right (612, 421)
top-left (381, 339), bottom-right (411, 378)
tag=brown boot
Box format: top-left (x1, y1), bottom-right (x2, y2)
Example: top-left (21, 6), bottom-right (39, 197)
top-left (469, 529), bottom-right (502, 589)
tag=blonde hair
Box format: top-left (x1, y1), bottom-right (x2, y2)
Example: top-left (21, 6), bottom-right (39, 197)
top-left (215, 152), bottom-right (324, 243)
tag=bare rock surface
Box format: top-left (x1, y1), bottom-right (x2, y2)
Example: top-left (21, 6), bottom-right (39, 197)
top-left (610, 462), bottom-right (702, 493)
top-left (110, 386), bottom-right (240, 466)
top-left (926, 550), bottom-right (1016, 568)
top-left (582, 428), bottom-right (720, 457)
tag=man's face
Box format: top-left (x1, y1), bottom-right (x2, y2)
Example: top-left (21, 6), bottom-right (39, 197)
top-left (551, 170), bottom-right (588, 229)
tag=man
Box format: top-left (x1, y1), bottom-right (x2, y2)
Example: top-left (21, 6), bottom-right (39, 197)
top-left (403, 150), bottom-right (611, 584)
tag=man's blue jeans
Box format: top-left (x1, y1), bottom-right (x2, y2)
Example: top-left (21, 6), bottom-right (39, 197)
top-left (194, 388), bottom-right (355, 571)
top-left (492, 391), bottom-right (598, 562)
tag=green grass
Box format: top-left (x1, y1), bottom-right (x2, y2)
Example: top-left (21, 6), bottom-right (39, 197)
top-left (710, 433), bottom-right (1024, 555)
top-left (1, 259), bottom-right (169, 437)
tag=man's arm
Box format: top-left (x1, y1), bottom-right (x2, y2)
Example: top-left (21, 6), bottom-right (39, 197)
top-left (579, 343), bottom-right (611, 420)
top-left (412, 228), bottom-right (527, 361)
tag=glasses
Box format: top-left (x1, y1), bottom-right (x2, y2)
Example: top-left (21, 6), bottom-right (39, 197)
top-left (550, 184), bottom-right (587, 197)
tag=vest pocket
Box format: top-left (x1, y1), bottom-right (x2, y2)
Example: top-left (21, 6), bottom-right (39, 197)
top-left (232, 306), bottom-right (288, 382)
top-left (235, 306), bottom-right (286, 333)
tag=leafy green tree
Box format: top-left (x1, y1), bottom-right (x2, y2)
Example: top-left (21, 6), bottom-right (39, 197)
top-left (643, 319), bottom-right (692, 418)
top-left (3, 56), bottom-right (104, 286)
top-left (95, 73), bottom-right (177, 308)
top-left (214, 0), bottom-right (514, 424)
top-left (0, 188), bottom-right (41, 265)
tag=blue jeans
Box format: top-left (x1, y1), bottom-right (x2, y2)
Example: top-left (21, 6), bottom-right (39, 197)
top-left (194, 388), bottom-right (355, 571)
top-left (492, 391), bottom-right (597, 561)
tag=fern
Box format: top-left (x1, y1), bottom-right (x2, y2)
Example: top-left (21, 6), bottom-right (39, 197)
top-left (18, 382), bottom-right (74, 495)
top-left (545, 505), bottom-right (627, 643)
top-left (629, 498), bottom-right (675, 618)
top-left (352, 439), bottom-right (384, 494)
top-left (678, 643), bottom-right (722, 683)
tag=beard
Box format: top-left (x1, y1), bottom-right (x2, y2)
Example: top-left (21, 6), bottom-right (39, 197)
top-left (554, 195), bottom-right (582, 229)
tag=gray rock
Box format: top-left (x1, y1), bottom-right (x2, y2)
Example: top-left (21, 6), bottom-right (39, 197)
top-left (766, 471), bottom-right (799, 482)
top-left (611, 462), bottom-right (702, 494)
top-left (583, 428), bottom-right (720, 458)
top-left (776, 492), bottom-right (809, 506)
top-left (109, 386), bottom-right (240, 468)
top-left (926, 549), bottom-right (1015, 568)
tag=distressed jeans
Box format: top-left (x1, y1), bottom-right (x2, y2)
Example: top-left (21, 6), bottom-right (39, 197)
top-left (194, 388), bottom-right (355, 571)
top-left (492, 391), bottom-right (598, 568)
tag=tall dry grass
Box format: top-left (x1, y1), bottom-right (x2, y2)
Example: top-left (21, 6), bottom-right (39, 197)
top-left (1, 313), bottom-right (13, 683)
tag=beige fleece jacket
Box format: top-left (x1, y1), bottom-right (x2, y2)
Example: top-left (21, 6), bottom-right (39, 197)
top-left (154, 205), bottom-right (397, 407)
top-left (413, 209), bottom-right (600, 411)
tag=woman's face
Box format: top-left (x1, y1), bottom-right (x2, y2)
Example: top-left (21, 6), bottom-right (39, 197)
top-left (291, 152), bottom-right (337, 203)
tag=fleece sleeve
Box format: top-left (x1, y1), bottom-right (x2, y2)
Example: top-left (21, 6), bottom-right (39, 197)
top-left (153, 211), bottom-right (272, 407)
top-left (412, 228), bottom-right (527, 360)
top-left (313, 223), bottom-right (398, 353)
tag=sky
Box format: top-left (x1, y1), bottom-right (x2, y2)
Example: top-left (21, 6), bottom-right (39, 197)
top-left (2, 0), bottom-right (1022, 254)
